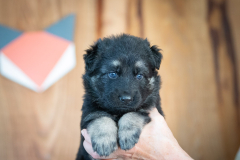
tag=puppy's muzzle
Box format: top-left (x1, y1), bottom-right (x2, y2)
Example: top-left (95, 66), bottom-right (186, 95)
top-left (119, 94), bottom-right (132, 105)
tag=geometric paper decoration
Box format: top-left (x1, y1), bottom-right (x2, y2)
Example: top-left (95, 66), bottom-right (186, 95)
top-left (0, 25), bottom-right (22, 49)
top-left (46, 14), bottom-right (75, 41)
top-left (0, 14), bottom-right (76, 92)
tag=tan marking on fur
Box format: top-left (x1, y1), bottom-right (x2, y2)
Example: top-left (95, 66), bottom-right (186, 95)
top-left (148, 77), bottom-right (155, 90)
top-left (135, 61), bottom-right (145, 68)
top-left (112, 60), bottom-right (121, 66)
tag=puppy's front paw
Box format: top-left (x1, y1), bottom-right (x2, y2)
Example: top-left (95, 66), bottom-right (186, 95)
top-left (118, 127), bottom-right (141, 150)
top-left (87, 117), bottom-right (118, 157)
top-left (91, 133), bottom-right (118, 157)
top-left (118, 112), bottom-right (150, 150)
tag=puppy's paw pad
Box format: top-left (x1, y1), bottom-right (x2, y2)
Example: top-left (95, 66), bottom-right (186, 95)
top-left (118, 128), bottom-right (141, 150)
top-left (92, 136), bottom-right (118, 157)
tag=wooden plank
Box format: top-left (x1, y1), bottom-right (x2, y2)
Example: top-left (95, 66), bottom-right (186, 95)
top-left (0, 0), bottom-right (97, 160)
top-left (208, 0), bottom-right (240, 159)
top-left (50, 1), bottom-right (97, 159)
top-left (228, 0), bottom-right (240, 123)
top-left (142, 0), bottom-right (240, 159)
top-left (126, 0), bottom-right (143, 37)
top-left (100, 0), bottom-right (128, 37)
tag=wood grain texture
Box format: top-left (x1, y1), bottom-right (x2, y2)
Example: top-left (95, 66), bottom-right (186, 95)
top-left (142, 0), bottom-right (240, 159)
top-left (228, 0), bottom-right (240, 124)
top-left (0, 0), bottom-right (96, 160)
top-left (0, 0), bottom-right (239, 160)
top-left (208, 0), bottom-right (240, 159)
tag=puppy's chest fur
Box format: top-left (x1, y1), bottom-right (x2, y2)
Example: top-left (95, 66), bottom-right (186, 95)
top-left (76, 34), bottom-right (164, 160)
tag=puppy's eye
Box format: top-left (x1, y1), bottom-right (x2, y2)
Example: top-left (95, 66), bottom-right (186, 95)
top-left (108, 72), bottom-right (118, 79)
top-left (136, 74), bottom-right (143, 80)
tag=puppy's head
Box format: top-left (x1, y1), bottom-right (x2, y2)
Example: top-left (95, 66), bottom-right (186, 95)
top-left (83, 34), bottom-right (162, 114)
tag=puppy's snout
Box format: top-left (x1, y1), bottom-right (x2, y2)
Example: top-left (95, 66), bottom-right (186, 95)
top-left (119, 94), bottom-right (132, 104)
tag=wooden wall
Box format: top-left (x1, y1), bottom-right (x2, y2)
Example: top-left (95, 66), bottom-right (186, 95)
top-left (0, 0), bottom-right (239, 160)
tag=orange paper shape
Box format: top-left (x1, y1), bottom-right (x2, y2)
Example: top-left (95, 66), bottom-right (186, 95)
top-left (2, 31), bottom-right (70, 87)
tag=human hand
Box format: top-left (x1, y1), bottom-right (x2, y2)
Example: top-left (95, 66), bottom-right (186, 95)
top-left (81, 108), bottom-right (193, 160)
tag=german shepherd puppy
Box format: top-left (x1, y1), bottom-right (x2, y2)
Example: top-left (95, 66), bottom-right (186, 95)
top-left (76, 34), bottom-right (164, 160)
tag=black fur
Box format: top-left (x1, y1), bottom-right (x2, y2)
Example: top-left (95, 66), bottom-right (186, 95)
top-left (76, 34), bottom-right (164, 160)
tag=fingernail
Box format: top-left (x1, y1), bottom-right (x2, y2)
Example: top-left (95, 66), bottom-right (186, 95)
top-left (81, 130), bottom-right (85, 137)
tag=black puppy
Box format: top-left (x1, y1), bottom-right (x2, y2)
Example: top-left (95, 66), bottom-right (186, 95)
top-left (76, 34), bottom-right (164, 160)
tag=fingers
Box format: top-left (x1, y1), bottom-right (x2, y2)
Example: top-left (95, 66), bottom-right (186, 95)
top-left (81, 129), bottom-right (118, 159)
top-left (149, 108), bottom-right (159, 117)
top-left (149, 108), bottom-right (164, 122)
top-left (83, 140), bottom-right (94, 155)
top-left (82, 129), bottom-right (103, 159)
top-left (81, 129), bottom-right (91, 143)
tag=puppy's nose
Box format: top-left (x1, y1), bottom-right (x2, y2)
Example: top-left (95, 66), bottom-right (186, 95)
top-left (119, 95), bottom-right (132, 104)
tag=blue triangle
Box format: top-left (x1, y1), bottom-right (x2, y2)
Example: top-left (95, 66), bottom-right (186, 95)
top-left (45, 14), bottom-right (76, 41)
top-left (0, 25), bottom-right (22, 50)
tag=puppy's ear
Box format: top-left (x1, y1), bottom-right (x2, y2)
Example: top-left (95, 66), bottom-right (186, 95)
top-left (84, 40), bottom-right (100, 73)
top-left (150, 45), bottom-right (163, 70)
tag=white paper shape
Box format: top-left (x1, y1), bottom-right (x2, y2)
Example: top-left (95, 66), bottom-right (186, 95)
top-left (0, 52), bottom-right (39, 91)
top-left (41, 43), bottom-right (76, 91)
